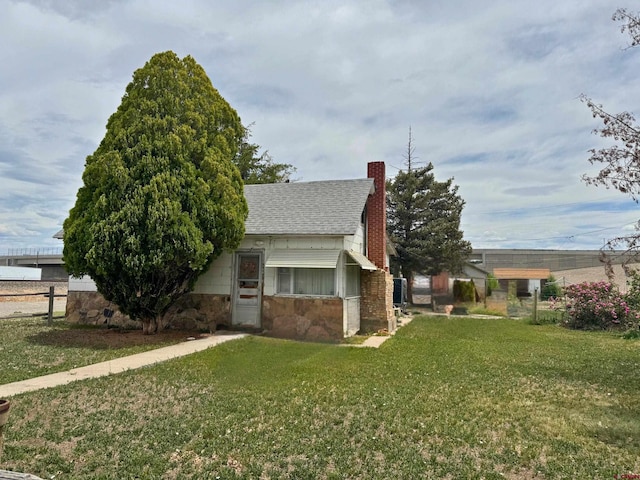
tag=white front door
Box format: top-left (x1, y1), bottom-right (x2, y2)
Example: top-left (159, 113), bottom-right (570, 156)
top-left (232, 252), bottom-right (262, 327)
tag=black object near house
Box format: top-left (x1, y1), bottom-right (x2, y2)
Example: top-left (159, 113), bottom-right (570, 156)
top-left (393, 278), bottom-right (407, 311)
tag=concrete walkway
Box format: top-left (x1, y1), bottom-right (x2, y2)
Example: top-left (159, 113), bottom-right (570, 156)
top-left (0, 333), bottom-right (247, 398)
top-left (349, 315), bottom-right (414, 348)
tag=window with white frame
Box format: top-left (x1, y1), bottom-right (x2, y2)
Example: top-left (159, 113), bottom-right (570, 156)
top-left (277, 268), bottom-right (335, 296)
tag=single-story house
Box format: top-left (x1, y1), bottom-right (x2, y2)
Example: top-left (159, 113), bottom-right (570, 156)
top-left (493, 268), bottom-right (551, 298)
top-left (65, 162), bottom-right (395, 341)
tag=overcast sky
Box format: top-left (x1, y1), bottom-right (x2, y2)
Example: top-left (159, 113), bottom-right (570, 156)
top-left (1, 0), bottom-right (638, 254)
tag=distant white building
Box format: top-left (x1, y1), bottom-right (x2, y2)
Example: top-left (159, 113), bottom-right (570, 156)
top-left (0, 266), bottom-right (42, 281)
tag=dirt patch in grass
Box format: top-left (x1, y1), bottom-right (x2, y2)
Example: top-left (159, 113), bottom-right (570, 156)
top-left (27, 326), bottom-right (208, 350)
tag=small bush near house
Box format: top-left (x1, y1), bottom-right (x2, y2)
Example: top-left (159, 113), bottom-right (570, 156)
top-left (486, 273), bottom-right (499, 296)
top-left (541, 274), bottom-right (562, 300)
top-left (453, 279), bottom-right (476, 302)
top-left (624, 269), bottom-right (640, 310)
top-left (553, 281), bottom-right (638, 330)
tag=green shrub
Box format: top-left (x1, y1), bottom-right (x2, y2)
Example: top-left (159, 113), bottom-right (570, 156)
top-left (622, 328), bottom-right (640, 340)
top-left (486, 274), bottom-right (499, 297)
top-left (541, 274), bottom-right (562, 300)
top-left (453, 279), bottom-right (476, 302)
top-left (624, 270), bottom-right (640, 310)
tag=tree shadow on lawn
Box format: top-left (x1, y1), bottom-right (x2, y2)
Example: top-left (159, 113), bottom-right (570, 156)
top-left (27, 325), bottom-right (207, 350)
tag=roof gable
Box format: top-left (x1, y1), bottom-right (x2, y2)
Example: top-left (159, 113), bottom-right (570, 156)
top-left (244, 178), bottom-right (374, 236)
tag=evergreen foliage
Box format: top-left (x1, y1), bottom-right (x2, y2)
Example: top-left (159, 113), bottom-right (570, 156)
top-left (387, 131), bottom-right (472, 298)
top-left (63, 51), bottom-right (247, 333)
top-left (235, 124), bottom-right (295, 184)
top-left (486, 273), bottom-right (499, 297)
top-left (453, 279), bottom-right (476, 302)
top-left (541, 274), bottom-right (562, 300)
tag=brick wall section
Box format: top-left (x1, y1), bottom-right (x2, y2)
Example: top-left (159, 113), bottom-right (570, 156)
top-left (360, 269), bottom-right (395, 333)
top-left (367, 161), bottom-right (387, 271)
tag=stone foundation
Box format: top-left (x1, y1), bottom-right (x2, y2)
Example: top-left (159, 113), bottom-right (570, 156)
top-left (66, 291), bottom-right (231, 332)
top-left (66, 291), bottom-right (139, 329)
top-left (360, 269), bottom-right (395, 333)
top-left (262, 296), bottom-right (344, 341)
top-left (165, 294), bottom-right (231, 331)
top-left (67, 289), bottom-right (387, 341)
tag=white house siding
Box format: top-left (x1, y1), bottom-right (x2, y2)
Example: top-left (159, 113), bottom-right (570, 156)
top-left (269, 236), bottom-right (344, 250)
top-left (344, 223), bottom-right (366, 254)
top-left (192, 251), bottom-right (234, 295)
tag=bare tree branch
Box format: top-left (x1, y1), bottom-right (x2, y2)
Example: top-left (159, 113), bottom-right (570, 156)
top-left (580, 94), bottom-right (640, 201)
top-left (581, 8), bottom-right (640, 267)
top-left (613, 8), bottom-right (640, 48)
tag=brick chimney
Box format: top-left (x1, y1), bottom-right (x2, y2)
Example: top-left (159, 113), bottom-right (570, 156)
top-left (366, 161), bottom-right (387, 271)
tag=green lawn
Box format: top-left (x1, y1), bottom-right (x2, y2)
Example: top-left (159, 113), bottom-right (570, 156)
top-left (2, 316), bottom-right (639, 479)
top-left (0, 316), bottom-right (196, 384)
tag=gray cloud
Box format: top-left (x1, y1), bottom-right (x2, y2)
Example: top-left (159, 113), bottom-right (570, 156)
top-left (0, 0), bottom-right (638, 252)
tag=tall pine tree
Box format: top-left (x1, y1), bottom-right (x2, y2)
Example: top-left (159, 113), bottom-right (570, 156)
top-left (387, 130), bottom-right (471, 301)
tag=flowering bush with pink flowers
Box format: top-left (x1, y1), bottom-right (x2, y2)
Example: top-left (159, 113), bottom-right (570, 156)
top-left (554, 281), bottom-right (638, 330)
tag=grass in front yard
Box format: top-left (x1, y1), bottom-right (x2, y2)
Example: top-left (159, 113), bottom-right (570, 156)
top-left (467, 305), bottom-right (506, 317)
top-left (0, 317), bottom-right (200, 384)
top-left (528, 308), bottom-right (565, 325)
top-left (2, 316), bottom-right (640, 479)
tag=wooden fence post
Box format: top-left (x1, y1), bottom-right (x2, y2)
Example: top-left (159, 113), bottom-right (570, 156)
top-left (47, 286), bottom-right (54, 326)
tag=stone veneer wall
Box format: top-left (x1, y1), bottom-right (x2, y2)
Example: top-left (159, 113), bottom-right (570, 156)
top-left (66, 291), bottom-right (345, 340)
top-left (262, 296), bottom-right (344, 341)
top-left (66, 291), bottom-right (231, 332)
top-left (360, 269), bottom-right (395, 333)
top-left (66, 291), bottom-right (138, 328)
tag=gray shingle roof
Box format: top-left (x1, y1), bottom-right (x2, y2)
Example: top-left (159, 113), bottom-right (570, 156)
top-left (244, 178), bottom-right (374, 235)
top-left (53, 179), bottom-right (375, 239)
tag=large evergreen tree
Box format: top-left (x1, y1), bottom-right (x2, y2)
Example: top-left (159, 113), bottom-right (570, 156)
top-left (387, 131), bottom-right (472, 300)
top-left (63, 51), bottom-right (247, 334)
